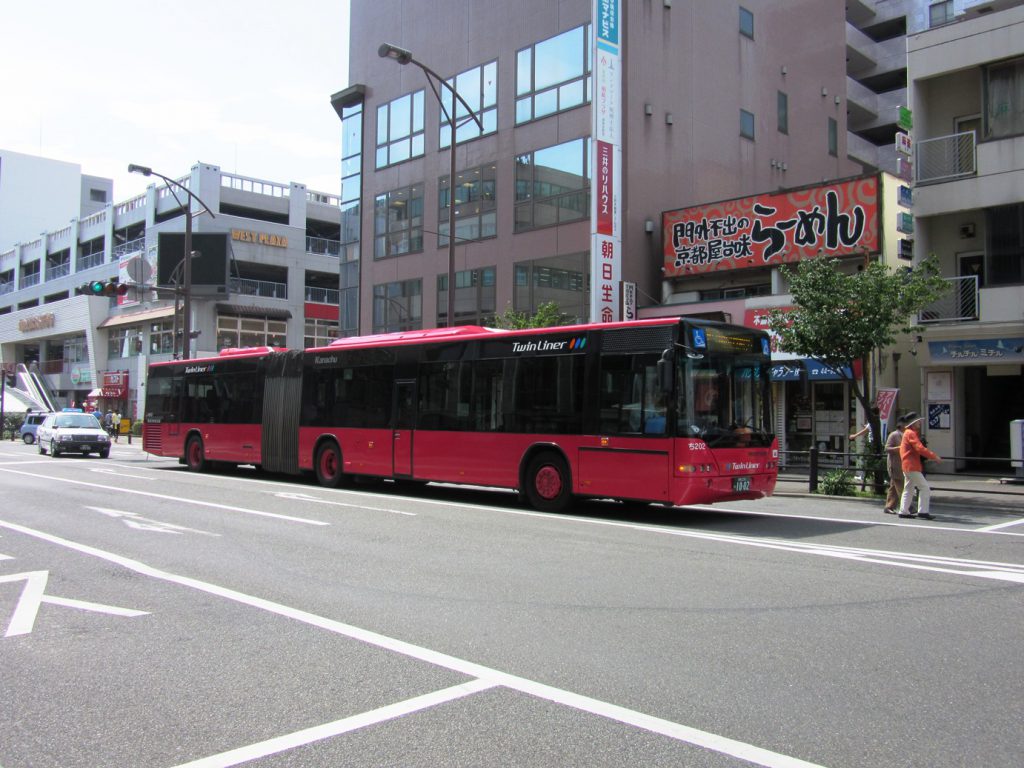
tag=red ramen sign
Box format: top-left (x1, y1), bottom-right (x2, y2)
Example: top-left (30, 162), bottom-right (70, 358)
top-left (663, 176), bottom-right (879, 277)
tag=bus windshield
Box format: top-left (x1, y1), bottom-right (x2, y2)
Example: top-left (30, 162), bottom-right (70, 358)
top-left (678, 354), bottom-right (772, 448)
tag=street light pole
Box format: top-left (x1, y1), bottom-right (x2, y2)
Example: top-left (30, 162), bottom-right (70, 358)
top-left (128, 164), bottom-right (215, 360)
top-left (378, 43), bottom-right (484, 328)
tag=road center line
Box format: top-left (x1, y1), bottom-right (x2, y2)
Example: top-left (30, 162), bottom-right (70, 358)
top-left (0, 466), bottom-right (327, 526)
top-left (0, 519), bottom-right (827, 768)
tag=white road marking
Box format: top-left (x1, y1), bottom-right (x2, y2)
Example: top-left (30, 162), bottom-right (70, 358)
top-left (0, 570), bottom-right (148, 637)
top-left (91, 467), bottom-right (150, 479)
top-left (86, 506), bottom-right (220, 536)
top-left (977, 517), bottom-right (1024, 532)
top-left (0, 520), bottom-right (827, 768)
top-left (687, 504), bottom-right (1024, 538)
top-left (0, 466), bottom-right (327, 526)
top-left (172, 679), bottom-right (497, 768)
top-left (274, 491), bottom-right (416, 516)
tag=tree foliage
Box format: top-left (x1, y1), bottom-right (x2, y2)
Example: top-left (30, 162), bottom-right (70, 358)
top-left (767, 255), bottom-right (948, 456)
top-left (492, 301), bottom-right (569, 329)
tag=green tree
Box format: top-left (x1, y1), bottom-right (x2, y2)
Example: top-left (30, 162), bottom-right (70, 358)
top-left (767, 256), bottom-right (948, 473)
top-left (492, 301), bottom-right (569, 329)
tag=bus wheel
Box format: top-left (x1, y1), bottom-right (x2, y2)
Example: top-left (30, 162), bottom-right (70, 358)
top-left (525, 452), bottom-right (572, 513)
top-left (315, 442), bottom-right (345, 488)
top-left (185, 436), bottom-right (206, 472)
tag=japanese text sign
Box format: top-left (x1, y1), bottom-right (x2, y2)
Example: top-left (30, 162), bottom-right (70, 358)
top-left (662, 176), bottom-right (879, 277)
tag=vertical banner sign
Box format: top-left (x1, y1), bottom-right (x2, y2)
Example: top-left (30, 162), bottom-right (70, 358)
top-left (620, 281), bottom-right (636, 321)
top-left (590, 0), bottom-right (622, 323)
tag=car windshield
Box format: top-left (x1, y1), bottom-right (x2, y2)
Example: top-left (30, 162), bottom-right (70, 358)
top-left (55, 414), bottom-right (102, 429)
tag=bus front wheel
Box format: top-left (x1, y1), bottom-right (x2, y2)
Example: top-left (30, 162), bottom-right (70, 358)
top-left (185, 435), bottom-right (207, 472)
top-left (315, 441), bottom-right (345, 488)
top-left (525, 452), bottom-right (572, 512)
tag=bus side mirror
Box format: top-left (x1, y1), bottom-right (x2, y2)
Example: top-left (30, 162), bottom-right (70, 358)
top-left (657, 348), bottom-right (675, 393)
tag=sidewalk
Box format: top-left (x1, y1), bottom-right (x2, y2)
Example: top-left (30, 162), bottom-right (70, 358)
top-left (775, 472), bottom-right (1024, 513)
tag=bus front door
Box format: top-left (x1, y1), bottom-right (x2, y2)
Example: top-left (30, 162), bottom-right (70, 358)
top-left (393, 380), bottom-right (416, 477)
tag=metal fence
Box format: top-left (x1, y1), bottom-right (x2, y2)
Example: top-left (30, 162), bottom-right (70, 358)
top-left (781, 448), bottom-right (1017, 493)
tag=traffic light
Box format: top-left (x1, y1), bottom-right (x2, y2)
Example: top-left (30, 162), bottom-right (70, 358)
top-left (75, 279), bottom-right (129, 297)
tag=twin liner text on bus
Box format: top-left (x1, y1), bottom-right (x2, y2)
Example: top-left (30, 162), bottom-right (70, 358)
top-left (143, 318), bottom-right (778, 511)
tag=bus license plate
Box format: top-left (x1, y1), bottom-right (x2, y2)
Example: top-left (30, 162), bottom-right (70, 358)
top-left (732, 476), bottom-right (750, 492)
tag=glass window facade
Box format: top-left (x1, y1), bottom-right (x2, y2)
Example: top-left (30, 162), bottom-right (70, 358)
top-left (340, 99), bottom-right (364, 337)
top-left (828, 117), bottom-right (838, 156)
top-left (376, 90), bottom-right (425, 168)
top-left (373, 279), bottom-right (423, 332)
top-left (439, 163), bottom-right (497, 247)
top-left (216, 315), bottom-right (287, 350)
top-left (440, 61), bottom-right (498, 148)
top-left (513, 252), bottom-right (589, 323)
top-left (929, 1), bottom-right (954, 28)
top-left (374, 184), bottom-right (424, 259)
top-left (437, 266), bottom-right (497, 327)
top-left (149, 321), bottom-right (174, 355)
top-left (740, 7), bottom-right (754, 39)
top-left (986, 203), bottom-right (1024, 286)
top-left (108, 327), bottom-right (142, 358)
top-left (515, 138), bottom-right (590, 232)
top-left (740, 109), bottom-right (755, 140)
top-left (516, 24), bottom-right (591, 124)
top-left (304, 317), bottom-right (340, 348)
top-left (985, 57), bottom-right (1024, 140)
top-left (777, 91), bottom-right (788, 134)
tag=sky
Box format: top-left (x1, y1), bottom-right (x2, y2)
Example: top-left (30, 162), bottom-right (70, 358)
top-left (1, 1), bottom-right (351, 203)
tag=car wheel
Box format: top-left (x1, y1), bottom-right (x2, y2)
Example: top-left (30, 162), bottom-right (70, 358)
top-left (50, 440), bottom-right (60, 458)
top-left (524, 451), bottom-right (572, 512)
top-left (99, 449), bottom-right (110, 459)
top-left (23, 433), bottom-right (34, 445)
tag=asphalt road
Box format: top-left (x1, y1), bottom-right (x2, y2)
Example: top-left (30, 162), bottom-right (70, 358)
top-left (1, 440), bottom-right (1022, 767)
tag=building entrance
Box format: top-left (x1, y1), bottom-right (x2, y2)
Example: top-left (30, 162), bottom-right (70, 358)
top-left (962, 367), bottom-right (1024, 471)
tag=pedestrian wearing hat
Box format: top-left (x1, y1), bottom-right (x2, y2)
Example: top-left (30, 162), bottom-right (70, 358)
top-left (883, 414), bottom-right (909, 514)
top-left (898, 416), bottom-right (940, 519)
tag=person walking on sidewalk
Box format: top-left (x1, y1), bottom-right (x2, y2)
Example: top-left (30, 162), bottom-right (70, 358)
top-left (883, 413), bottom-right (909, 514)
top-left (898, 416), bottom-right (940, 520)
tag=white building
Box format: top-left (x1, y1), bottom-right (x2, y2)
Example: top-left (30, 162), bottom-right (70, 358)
top-left (0, 161), bottom-right (344, 422)
top-left (906, 1), bottom-right (1024, 468)
top-left (0, 149), bottom-right (111, 249)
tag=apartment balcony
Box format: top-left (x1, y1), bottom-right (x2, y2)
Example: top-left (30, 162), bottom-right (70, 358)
top-left (113, 237), bottom-right (146, 259)
top-left (45, 262), bottom-right (71, 281)
top-left (19, 273), bottom-right (40, 290)
top-left (915, 131), bottom-right (976, 185)
top-left (919, 276), bottom-right (1024, 325)
top-left (305, 286), bottom-right (340, 304)
top-left (230, 276), bottom-right (288, 300)
top-left (306, 236), bottom-right (341, 258)
top-left (76, 252), bottom-right (104, 272)
top-left (919, 276), bottom-right (978, 324)
top-left (913, 131), bottom-right (1024, 216)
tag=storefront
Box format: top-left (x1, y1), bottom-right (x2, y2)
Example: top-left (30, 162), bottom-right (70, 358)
top-left (921, 336), bottom-right (1024, 471)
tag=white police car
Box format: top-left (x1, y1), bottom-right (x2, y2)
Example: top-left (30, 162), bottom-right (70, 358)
top-left (36, 411), bottom-right (111, 458)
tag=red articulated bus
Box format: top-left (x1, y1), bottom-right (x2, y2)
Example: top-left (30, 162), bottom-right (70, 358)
top-left (143, 317), bottom-right (778, 511)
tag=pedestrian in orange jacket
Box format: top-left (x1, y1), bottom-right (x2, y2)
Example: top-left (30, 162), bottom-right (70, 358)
top-left (898, 417), bottom-right (940, 519)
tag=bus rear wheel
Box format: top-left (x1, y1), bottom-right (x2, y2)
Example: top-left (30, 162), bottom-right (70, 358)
top-left (525, 452), bottom-right (572, 513)
top-left (315, 441), bottom-right (345, 488)
top-left (185, 435), bottom-right (207, 472)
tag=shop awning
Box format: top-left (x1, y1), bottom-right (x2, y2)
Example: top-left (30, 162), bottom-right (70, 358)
top-left (770, 359), bottom-right (853, 381)
top-left (98, 306), bottom-right (175, 328)
top-left (216, 303), bottom-right (292, 320)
